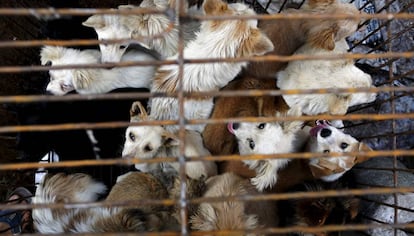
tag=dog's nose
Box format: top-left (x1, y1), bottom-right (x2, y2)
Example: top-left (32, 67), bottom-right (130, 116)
top-left (232, 123), bottom-right (240, 130)
top-left (320, 128), bottom-right (332, 138)
top-left (45, 91), bottom-right (54, 95)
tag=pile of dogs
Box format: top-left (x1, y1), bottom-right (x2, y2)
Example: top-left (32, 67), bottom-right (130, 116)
top-left (33, 0), bottom-right (378, 234)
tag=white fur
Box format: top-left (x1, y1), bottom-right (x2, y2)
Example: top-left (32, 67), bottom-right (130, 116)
top-left (277, 39), bottom-right (377, 115)
top-left (122, 102), bottom-right (217, 179)
top-left (307, 121), bottom-right (361, 182)
top-left (149, 1), bottom-right (274, 133)
top-left (229, 108), bottom-right (305, 191)
top-left (32, 173), bottom-right (107, 233)
top-left (82, 0), bottom-right (200, 62)
top-left (40, 46), bottom-right (156, 95)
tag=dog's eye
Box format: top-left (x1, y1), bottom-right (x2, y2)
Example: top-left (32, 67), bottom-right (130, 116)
top-left (120, 45), bottom-right (127, 50)
top-left (129, 132), bottom-right (135, 141)
top-left (340, 142), bottom-right (349, 149)
top-left (257, 123), bottom-right (266, 129)
top-left (247, 138), bottom-right (255, 150)
top-left (323, 150), bottom-right (330, 153)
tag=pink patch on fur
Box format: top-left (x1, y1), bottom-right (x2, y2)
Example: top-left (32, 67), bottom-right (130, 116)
top-left (227, 123), bottom-right (235, 134)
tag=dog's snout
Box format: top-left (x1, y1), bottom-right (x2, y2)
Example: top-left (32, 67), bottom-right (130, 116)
top-left (45, 91), bottom-right (54, 95)
top-left (320, 128), bottom-right (332, 138)
top-left (232, 123), bottom-right (240, 130)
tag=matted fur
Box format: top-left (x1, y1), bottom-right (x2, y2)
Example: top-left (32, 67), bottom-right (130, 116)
top-left (40, 46), bottom-right (157, 95)
top-left (149, 0), bottom-right (274, 133)
top-left (82, 0), bottom-right (200, 62)
top-left (203, 0), bottom-right (362, 162)
top-left (277, 39), bottom-right (377, 115)
top-left (122, 101), bottom-right (217, 180)
top-left (228, 107), bottom-right (306, 191)
top-left (190, 173), bottom-right (278, 235)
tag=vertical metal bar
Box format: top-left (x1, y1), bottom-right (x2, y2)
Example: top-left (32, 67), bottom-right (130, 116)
top-left (176, 0), bottom-right (189, 234)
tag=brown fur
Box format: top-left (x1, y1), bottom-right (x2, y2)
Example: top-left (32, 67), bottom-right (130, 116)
top-left (168, 176), bottom-right (207, 224)
top-left (190, 173), bottom-right (279, 235)
top-left (203, 0), bottom-right (361, 176)
top-left (106, 172), bottom-right (179, 231)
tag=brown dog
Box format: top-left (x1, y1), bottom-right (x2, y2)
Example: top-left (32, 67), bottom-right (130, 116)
top-left (203, 0), bottom-right (362, 176)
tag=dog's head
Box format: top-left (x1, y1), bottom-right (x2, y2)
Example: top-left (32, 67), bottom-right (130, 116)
top-left (307, 120), bottom-right (373, 181)
top-left (200, 0), bottom-right (274, 58)
top-left (122, 101), bottom-right (180, 170)
top-left (83, 13), bottom-right (132, 63)
top-left (228, 107), bottom-right (303, 155)
top-left (301, 0), bottom-right (362, 50)
top-left (40, 46), bottom-right (100, 95)
top-left (118, 0), bottom-right (173, 53)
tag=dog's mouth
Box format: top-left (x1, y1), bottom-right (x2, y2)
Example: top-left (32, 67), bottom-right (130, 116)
top-left (310, 120), bottom-right (331, 137)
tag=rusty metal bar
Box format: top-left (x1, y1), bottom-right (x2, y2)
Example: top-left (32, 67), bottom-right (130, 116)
top-left (1, 149), bottom-right (414, 171)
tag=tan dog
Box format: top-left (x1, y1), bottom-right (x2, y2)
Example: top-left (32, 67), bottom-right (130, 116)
top-left (203, 0), bottom-right (363, 172)
top-left (148, 0), bottom-right (274, 133)
top-left (190, 173), bottom-right (279, 235)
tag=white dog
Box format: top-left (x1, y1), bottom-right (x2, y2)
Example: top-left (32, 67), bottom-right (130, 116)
top-left (82, 0), bottom-right (200, 62)
top-left (122, 101), bottom-right (217, 180)
top-left (149, 0), bottom-right (274, 133)
top-left (40, 46), bottom-right (157, 95)
top-left (277, 38), bottom-right (377, 115)
top-left (227, 107), bottom-right (306, 191)
top-left (306, 120), bottom-right (373, 182)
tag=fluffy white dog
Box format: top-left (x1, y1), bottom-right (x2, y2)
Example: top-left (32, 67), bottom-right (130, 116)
top-left (227, 107), bottom-right (306, 191)
top-left (40, 46), bottom-right (157, 95)
top-left (82, 0), bottom-right (200, 62)
top-left (277, 38), bottom-right (377, 115)
top-left (122, 101), bottom-right (217, 180)
top-left (149, 0), bottom-right (274, 133)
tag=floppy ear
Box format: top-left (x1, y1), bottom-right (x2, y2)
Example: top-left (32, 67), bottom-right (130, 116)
top-left (203, 0), bottom-right (228, 15)
top-left (162, 131), bottom-right (180, 146)
top-left (40, 46), bottom-right (66, 65)
top-left (355, 142), bottom-right (373, 163)
top-left (73, 69), bottom-right (91, 90)
top-left (82, 15), bottom-right (106, 29)
top-left (307, 24), bottom-right (339, 50)
top-left (130, 101), bottom-right (148, 122)
top-left (239, 29), bottom-right (274, 57)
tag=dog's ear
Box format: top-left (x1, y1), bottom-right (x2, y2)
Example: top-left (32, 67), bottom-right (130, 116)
top-left (203, 0), bottom-right (228, 15)
top-left (239, 29), bottom-right (274, 57)
top-left (308, 24), bottom-right (339, 50)
top-left (162, 131), bottom-right (180, 146)
top-left (355, 142), bottom-right (373, 163)
top-left (40, 46), bottom-right (65, 65)
top-left (130, 101), bottom-right (148, 122)
top-left (82, 15), bottom-right (106, 29)
top-left (72, 69), bottom-right (91, 93)
top-left (281, 106), bottom-right (303, 133)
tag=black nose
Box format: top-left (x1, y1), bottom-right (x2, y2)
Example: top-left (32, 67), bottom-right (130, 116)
top-left (232, 123), bottom-right (239, 130)
top-left (320, 128), bottom-right (332, 138)
top-left (45, 91), bottom-right (54, 95)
